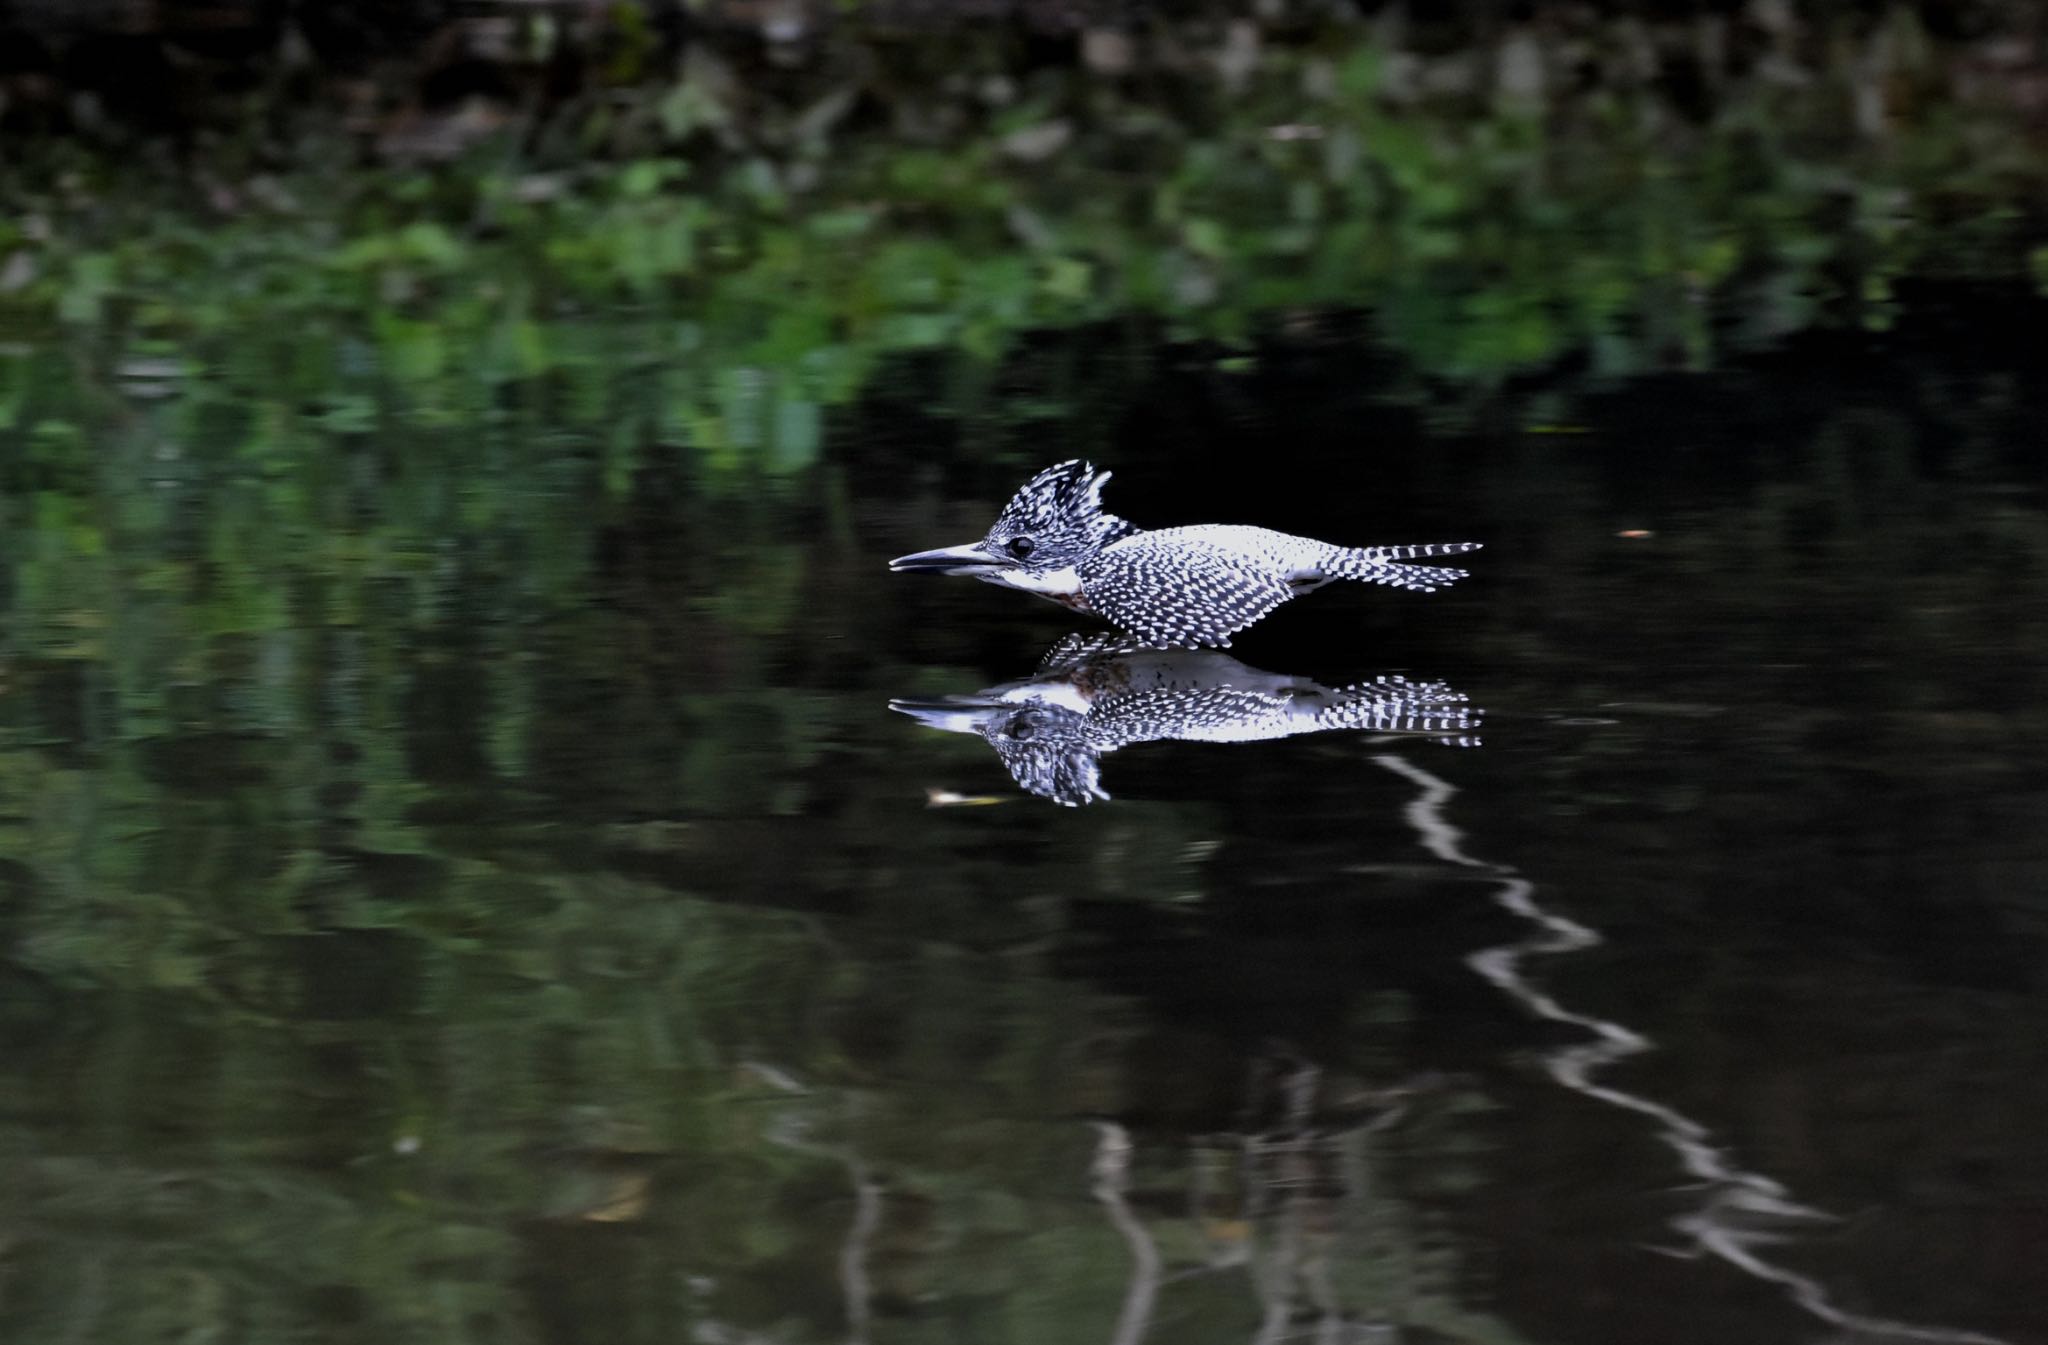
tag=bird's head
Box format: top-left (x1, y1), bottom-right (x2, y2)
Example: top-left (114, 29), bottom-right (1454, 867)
top-left (889, 696), bottom-right (1108, 805)
top-left (888, 460), bottom-right (1134, 585)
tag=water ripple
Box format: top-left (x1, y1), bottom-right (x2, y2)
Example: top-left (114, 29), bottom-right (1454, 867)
top-left (1371, 752), bottom-right (2009, 1345)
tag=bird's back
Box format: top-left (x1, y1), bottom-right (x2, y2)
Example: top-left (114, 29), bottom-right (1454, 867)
top-left (1077, 527), bottom-right (1313, 648)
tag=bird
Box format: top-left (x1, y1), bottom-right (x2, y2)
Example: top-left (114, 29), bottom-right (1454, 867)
top-left (891, 633), bottom-right (1481, 805)
top-left (888, 460), bottom-right (1481, 648)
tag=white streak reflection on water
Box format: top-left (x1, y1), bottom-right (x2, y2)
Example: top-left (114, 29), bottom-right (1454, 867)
top-left (1091, 1122), bottom-right (1165, 1345)
top-left (1369, 752), bottom-right (2009, 1345)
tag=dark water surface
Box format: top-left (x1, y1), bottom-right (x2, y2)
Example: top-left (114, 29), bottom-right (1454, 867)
top-left (4, 297), bottom-right (2047, 1344)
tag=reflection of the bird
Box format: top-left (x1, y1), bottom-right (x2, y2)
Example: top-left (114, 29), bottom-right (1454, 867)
top-left (892, 634), bottom-right (1482, 805)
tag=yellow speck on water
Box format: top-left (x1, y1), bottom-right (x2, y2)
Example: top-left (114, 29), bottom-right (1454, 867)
top-left (582, 1173), bottom-right (652, 1224)
top-left (926, 788), bottom-right (1009, 807)
top-left (1203, 1218), bottom-right (1253, 1243)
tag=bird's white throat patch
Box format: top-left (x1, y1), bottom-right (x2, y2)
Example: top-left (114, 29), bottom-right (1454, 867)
top-left (983, 564), bottom-right (1084, 599)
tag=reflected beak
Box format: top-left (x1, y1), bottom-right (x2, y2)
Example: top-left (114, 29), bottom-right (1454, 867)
top-left (888, 542), bottom-right (1004, 575)
top-left (889, 698), bottom-right (1002, 736)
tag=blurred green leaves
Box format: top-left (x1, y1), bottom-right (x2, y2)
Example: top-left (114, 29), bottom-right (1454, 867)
top-left (0, 6), bottom-right (2042, 481)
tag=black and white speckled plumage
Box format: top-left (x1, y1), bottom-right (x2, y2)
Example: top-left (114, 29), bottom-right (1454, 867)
top-left (973, 703), bottom-right (1108, 806)
top-left (892, 643), bottom-right (1480, 806)
top-left (889, 460), bottom-right (1481, 648)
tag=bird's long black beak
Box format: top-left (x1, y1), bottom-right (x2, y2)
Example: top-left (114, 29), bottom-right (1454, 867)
top-left (888, 697), bottom-right (1004, 735)
top-left (887, 542), bottom-right (1004, 575)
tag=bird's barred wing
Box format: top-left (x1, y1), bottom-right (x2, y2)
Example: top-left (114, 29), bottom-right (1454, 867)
top-left (1092, 680), bottom-right (1478, 748)
top-left (1086, 686), bottom-right (1293, 747)
top-left (1078, 536), bottom-right (1293, 649)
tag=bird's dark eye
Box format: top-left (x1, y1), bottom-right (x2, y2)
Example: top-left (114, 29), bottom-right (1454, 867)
top-left (1008, 717), bottom-right (1036, 742)
top-left (1007, 536), bottom-right (1036, 559)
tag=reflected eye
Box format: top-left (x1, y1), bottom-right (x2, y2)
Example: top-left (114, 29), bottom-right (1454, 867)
top-left (1007, 536), bottom-right (1036, 560)
top-left (1008, 717), bottom-right (1036, 742)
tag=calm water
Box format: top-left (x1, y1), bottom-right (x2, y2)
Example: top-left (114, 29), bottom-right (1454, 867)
top-left (3, 299), bottom-right (2046, 1345)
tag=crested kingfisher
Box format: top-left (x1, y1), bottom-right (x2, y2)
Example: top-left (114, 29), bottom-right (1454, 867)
top-left (888, 460), bottom-right (1481, 648)
top-left (891, 633), bottom-right (1481, 805)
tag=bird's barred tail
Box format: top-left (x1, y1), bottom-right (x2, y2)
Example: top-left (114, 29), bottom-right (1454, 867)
top-left (1326, 541), bottom-right (1482, 592)
top-left (1316, 675), bottom-right (1483, 746)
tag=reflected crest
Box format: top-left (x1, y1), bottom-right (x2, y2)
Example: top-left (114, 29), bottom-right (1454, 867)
top-left (892, 634), bottom-right (1481, 806)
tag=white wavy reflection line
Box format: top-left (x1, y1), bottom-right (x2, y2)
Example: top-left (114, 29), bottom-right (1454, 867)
top-left (1369, 752), bottom-right (2010, 1345)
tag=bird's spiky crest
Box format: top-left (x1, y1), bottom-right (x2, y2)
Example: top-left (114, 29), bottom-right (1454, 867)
top-left (981, 703), bottom-right (1109, 805)
top-left (986, 460), bottom-right (1134, 564)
